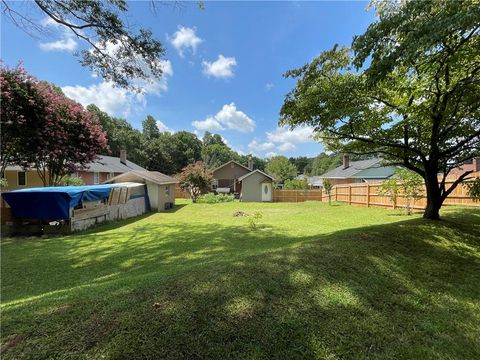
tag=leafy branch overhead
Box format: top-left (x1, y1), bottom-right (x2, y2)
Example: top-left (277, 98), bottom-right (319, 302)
top-left (280, 0), bottom-right (480, 219)
top-left (1, 0), bottom-right (166, 90)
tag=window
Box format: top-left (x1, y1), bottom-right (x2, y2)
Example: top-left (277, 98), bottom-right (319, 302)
top-left (93, 172), bottom-right (100, 184)
top-left (107, 172), bottom-right (114, 180)
top-left (212, 179), bottom-right (218, 189)
top-left (165, 186), bottom-right (170, 196)
top-left (17, 171), bottom-right (26, 186)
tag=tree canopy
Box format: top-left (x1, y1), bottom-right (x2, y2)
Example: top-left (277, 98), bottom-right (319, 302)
top-left (265, 156), bottom-right (297, 183)
top-left (280, 0), bottom-right (480, 219)
top-left (1, 0), bottom-right (172, 90)
top-left (1, 65), bottom-right (107, 185)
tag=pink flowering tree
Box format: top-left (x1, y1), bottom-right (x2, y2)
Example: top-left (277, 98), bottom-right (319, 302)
top-left (176, 161), bottom-right (212, 203)
top-left (1, 65), bottom-right (108, 185)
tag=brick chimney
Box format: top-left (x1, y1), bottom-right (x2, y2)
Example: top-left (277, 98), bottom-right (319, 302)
top-left (343, 154), bottom-right (350, 169)
top-left (120, 149), bottom-right (127, 165)
top-left (248, 155), bottom-right (253, 171)
top-left (473, 157), bottom-right (480, 172)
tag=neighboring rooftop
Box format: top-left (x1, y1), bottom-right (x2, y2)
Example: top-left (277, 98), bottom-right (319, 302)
top-left (449, 157), bottom-right (480, 175)
top-left (4, 153), bottom-right (145, 173)
top-left (85, 154), bottom-right (146, 173)
top-left (320, 157), bottom-right (393, 179)
top-left (212, 160), bottom-right (251, 173)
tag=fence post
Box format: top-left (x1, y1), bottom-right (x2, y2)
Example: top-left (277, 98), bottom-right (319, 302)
top-left (296, 190), bottom-right (298, 203)
top-left (335, 186), bottom-right (337, 202)
top-left (366, 184), bottom-right (370, 207)
top-left (348, 185), bottom-right (352, 205)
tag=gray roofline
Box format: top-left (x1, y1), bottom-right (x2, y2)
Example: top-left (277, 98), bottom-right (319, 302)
top-left (238, 169), bottom-right (274, 182)
top-left (319, 158), bottom-right (384, 179)
top-left (212, 160), bottom-right (251, 173)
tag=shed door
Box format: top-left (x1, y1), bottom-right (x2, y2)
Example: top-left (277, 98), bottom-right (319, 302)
top-left (261, 183), bottom-right (272, 202)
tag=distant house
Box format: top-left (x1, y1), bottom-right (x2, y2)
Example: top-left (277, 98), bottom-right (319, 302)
top-left (2, 150), bottom-right (145, 190)
top-left (448, 157), bottom-right (480, 177)
top-left (296, 175), bottom-right (323, 189)
top-left (211, 160), bottom-right (273, 202)
top-left (320, 155), bottom-right (397, 185)
top-left (78, 150), bottom-right (145, 185)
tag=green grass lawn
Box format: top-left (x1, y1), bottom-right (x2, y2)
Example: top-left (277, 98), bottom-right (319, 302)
top-left (1, 201), bottom-right (480, 359)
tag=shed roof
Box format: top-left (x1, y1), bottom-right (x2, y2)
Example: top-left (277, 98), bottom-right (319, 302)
top-left (320, 158), bottom-right (388, 179)
top-left (104, 170), bottom-right (179, 185)
top-left (238, 169), bottom-right (274, 182)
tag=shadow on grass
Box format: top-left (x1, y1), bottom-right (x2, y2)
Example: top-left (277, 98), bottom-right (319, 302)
top-left (1, 208), bottom-right (479, 359)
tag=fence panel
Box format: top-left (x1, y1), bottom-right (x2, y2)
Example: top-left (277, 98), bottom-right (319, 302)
top-left (273, 189), bottom-right (323, 202)
top-left (273, 173), bottom-right (480, 209)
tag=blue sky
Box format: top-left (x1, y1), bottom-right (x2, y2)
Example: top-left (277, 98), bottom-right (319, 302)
top-left (1, 1), bottom-right (374, 159)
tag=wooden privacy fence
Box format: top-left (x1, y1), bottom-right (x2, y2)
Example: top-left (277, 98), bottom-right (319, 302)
top-left (273, 174), bottom-right (480, 209)
top-left (175, 186), bottom-right (190, 199)
top-left (273, 189), bottom-right (323, 202)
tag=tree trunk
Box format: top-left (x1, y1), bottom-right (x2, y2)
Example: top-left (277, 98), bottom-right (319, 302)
top-left (423, 169), bottom-right (443, 220)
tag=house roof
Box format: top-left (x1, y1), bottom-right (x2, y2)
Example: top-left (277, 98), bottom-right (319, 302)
top-left (4, 154), bottom-right (146, 173)
top-left (84, 155), bottom-right (146, 173)
top-left (238, 169), bottom-right (274, 182)
top-left (212, 160), bottom-right (251, 173)
top-left (104, 170), bottom-right (179, 185)
top-left (320, 158), bottom-right (389, 179)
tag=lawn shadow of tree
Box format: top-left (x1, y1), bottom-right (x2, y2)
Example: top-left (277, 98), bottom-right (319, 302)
top-left (1, 208), bottom-right (479, 359)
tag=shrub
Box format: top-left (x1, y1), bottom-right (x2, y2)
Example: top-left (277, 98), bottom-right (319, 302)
top-left (247, 211), bottom-right (263, 230)
top-left (323, 178), bottom-right (333, 205)
top-left (283, 178), bottom-right (309, 190)
top-left (464, 177), bottom-right (480, 202)
top-left (379, 169), bottom-right (423, 215)
top-left (197, 193), bottom-right (235, 204)
top-left (60, 175), bottom-right (85, 186)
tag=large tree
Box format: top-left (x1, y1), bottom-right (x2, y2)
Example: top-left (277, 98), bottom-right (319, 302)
top-left (280, 0), bottom-right (480, 219)
top-left (265, 156), bottom-right (297, 184)
top-left (1, 66), bottom-right (108, 185)
top-left (1, 0), bottom-right (173, 89)
top-left (202, 143), bottom-right (239, 169)
top-left (87, 104), bottom-right (147, 166)
top-left (142, 115), bottom-right (160, 140)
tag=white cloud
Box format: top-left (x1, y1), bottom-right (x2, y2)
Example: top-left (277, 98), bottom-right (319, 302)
top-left (278, 142), bottom-right (296, 152)
top-left (192, 116), bottom-right (224, 131)
top-left (169, 26), bottom-right (203, 57)
top-left (192, 103), bottom-right (255, 133)
top-left (246, 126), bottom-right (315, 156)
top-left (62, 59), bottom-right (173, 117)
top-left (156, 120), bottom-right (174, 133)
top-left (39, 17), bottom-right (78, 52)
top-left (39, 38), bottom-right (77, 51)
top-left (62, 81), bottom-right (140, 116)
top-left (202, 55), bottom-right (237, 79)
top-left (248, 140), bottom-right (275, 152)
top-left (265, 83), bottom-right (274, 91)
top-left (266, 126), bottom-right (314, 145)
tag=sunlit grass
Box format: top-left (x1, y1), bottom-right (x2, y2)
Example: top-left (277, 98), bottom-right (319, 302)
top-left (1, 200), bottom-right (479, 359)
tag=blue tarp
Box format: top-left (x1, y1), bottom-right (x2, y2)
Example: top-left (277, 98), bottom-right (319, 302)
top-left (2, 184), bottom-right (119, 220)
